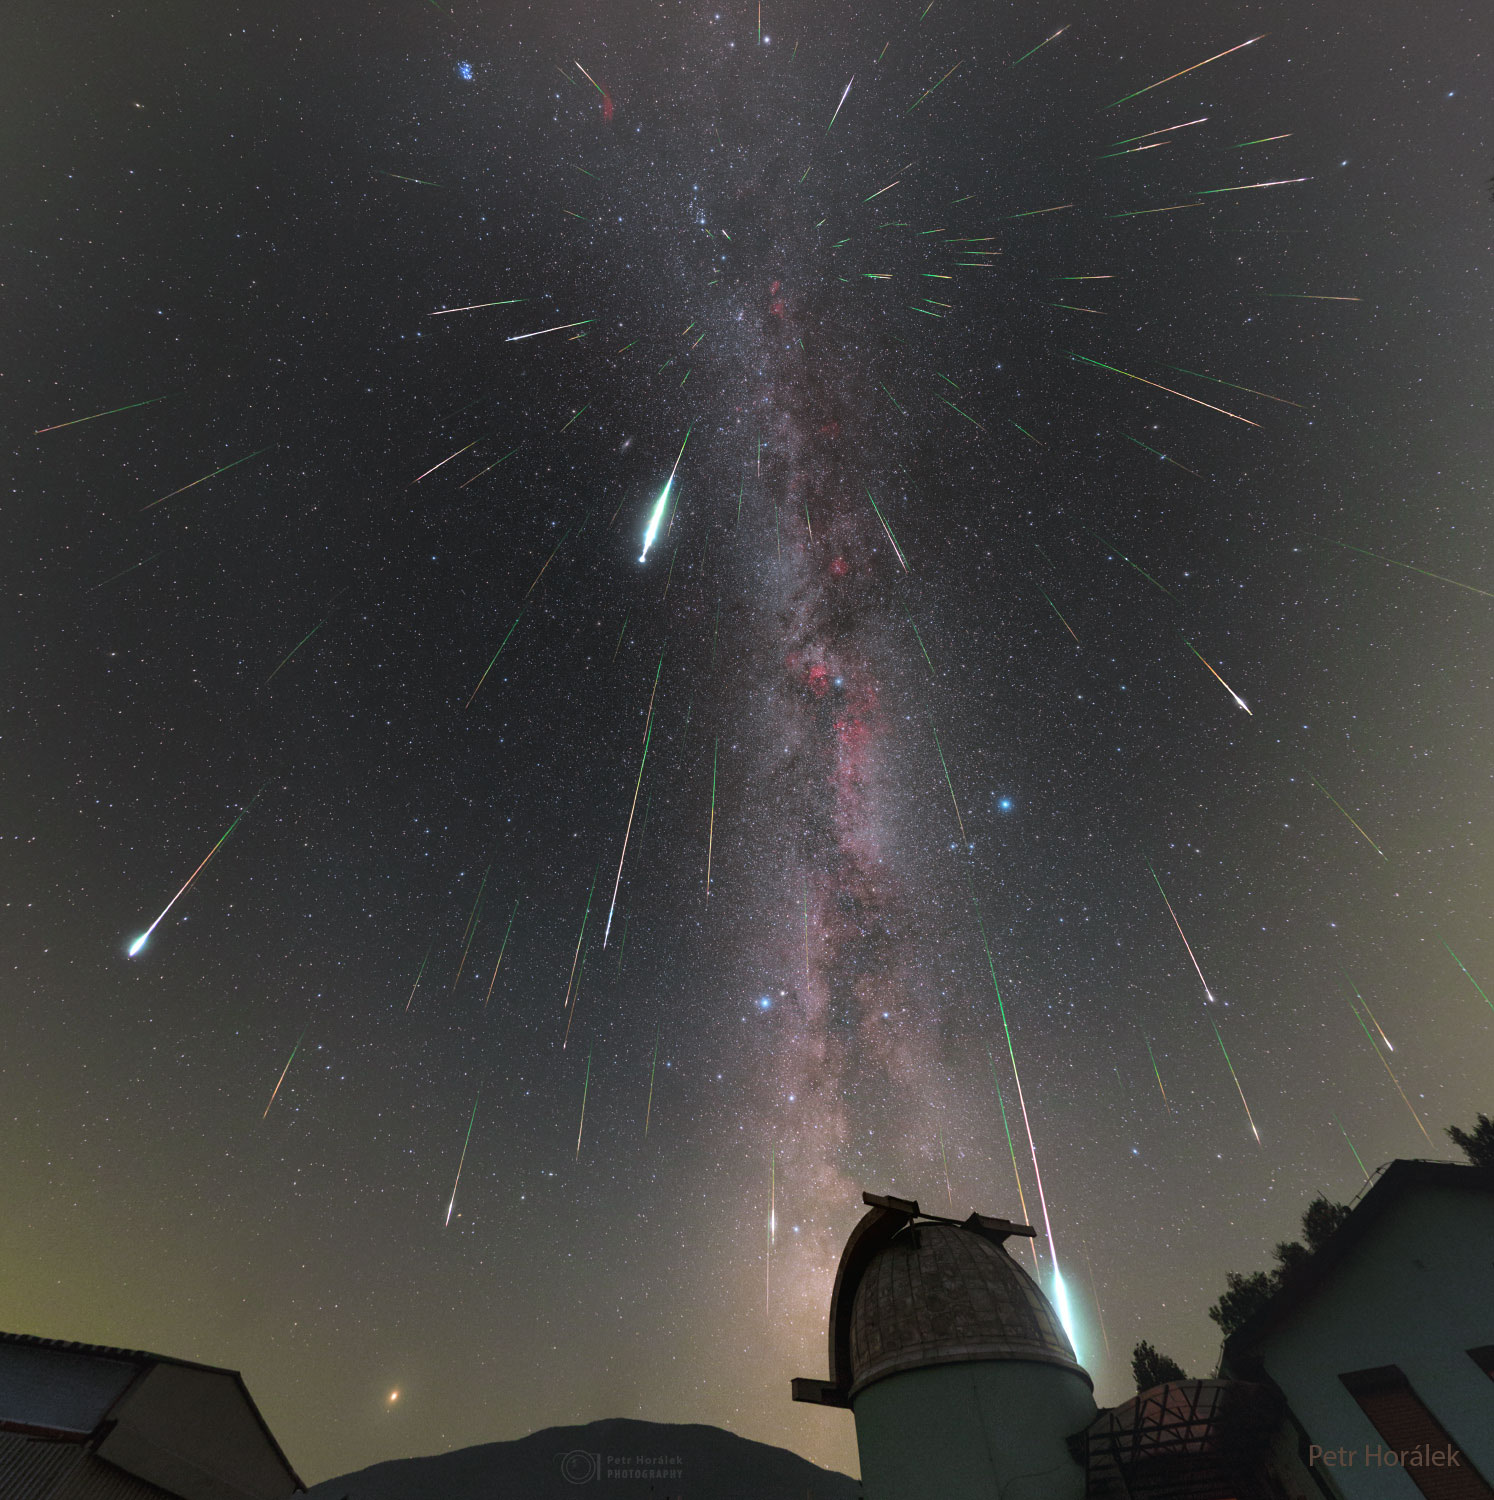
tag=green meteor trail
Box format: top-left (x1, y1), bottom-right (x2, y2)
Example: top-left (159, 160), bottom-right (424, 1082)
top-left (929, 721), bottom-right (968, 846)
top-left (1037, 585), bottom-right (1079, 644)
top-left (1442, 940), bottom-right (1494, 1012)
top-left (1209, 1017), bottom-right (1261, 1146)
top-left (902, 602), bottom-right (935, 673)
top-left (484, 897), bottom-right (521, 1008)
top-left (445, 1087), bottom-right (481, 1226)
top-left (1332, 1113), bottom-right (1370, 1180)
top-left (262, 1029), bottom-right (306, 1119)
top-left (1321, 537), bottom-right (1494, 601)
top-left (1309, 776), bottom-right (1386, 860)
top-left (640, 426), bottom-right (694, 562)
top-left (1122, 433), bottom-right (1201, 477)
top-left (987, 1050), bottom-right (1038, 1270)
top-left (576, 1045), bottom-right (593, 1159)
top-left (1010, 26), bottom-right (1068, 66)
top-left (451, 866), bottom-right (489, 990)
top-left (128, 793), bottom-right (261, 957)
top-left (35, 392), bottom-right (171, 435)
top-left (1068, 352), bottom-right (1259, 426)
top-left (563, 865), bottom-right (600, 1020)
top-left (866, 490), bottom-right (909, 572)
top-left (406, 943), bottom-right (432, 1012)
top-left (1346, 991), bottom-right (1430, 1142)
top-left (645, 1027), bottom-right (661, 1136)
top-left (1086, 527), bottom-right (1178, 601)
top-left (970, 881), bottom-right (1062, 1296)
top-left (603, 650), bottom-right (665, 945)
top-left (1106, 35), bottom-right (1264, 108)
top-left (139, 447), bottom-right (272, 512)
top-left (706, 738), bottom-right (718, 898)
top-left (1142, 1034), bottom-right (1170, 1115)
top-left (464, 606), bottom-right (527, 709)
top-left (1164, 365), bottom-right (1303, 408)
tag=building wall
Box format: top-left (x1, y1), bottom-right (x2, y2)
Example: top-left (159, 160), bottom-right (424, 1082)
top-left (852, 1359), bottom-right (1095, 1500)
top-left (1257, 1182), bottom-right (1494, 1500)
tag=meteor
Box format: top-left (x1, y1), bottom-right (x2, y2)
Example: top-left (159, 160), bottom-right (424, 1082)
top-left (986, 1050), bottom-right (1039, 1272)
top-left (445, 1087), bottom-right (481, 1226)
top-left (602, 650), bottom-right (665, 945)
top-left (411, 440), bottom-right (476, 484)
top-left (1068, 352), bottom-right (1260, 426)
top-left (1346, 991), bottom-right (1430, 1142)
top-left (640, 426), bottom-right (693, 562)
top-left (575, 1044), bottom-right (593, 1160)
top-left (504, 318), bottom-right (594, 342)
top-left (262, 1029), bottom-right (306, 1119)
top-left (826, 76), bottom-right (854, 132)
top-left (127, 792), bottom-right (261, 956)
top-left (1142, 1033), bottom-right (1171, 1115)
top-left (1144, 856), bottom-right (1215, 1003)
top-left (1209, 1017), bottom-right (1261, 1146)
top-left (451, 866), bottom-right (489, 990)
top-left (1010, 26), bottom-right (1068, 67)
top-left (1107, 35), bottom-right (1265, 108)
top-left (1309, 776), bottom-right (1386, 860)
top-left (1332, 1112), bottom-right (1370, 1180)
top-left (406, 943), bottom-right (432, 1012)
top-left (429, 297), bottom-right (529, 315)
top-left (483, 897), bottom-right (521, 1008)
top-left (1321, 537), bottom-right (1494, 601)
top-left (929, 721), bottom-right (968, 846)
top-left (1182, 637), bottom-right (1251, 714)
top-left (706, 738), bottom-right (718, 898)
top-left (866, 490), bottom-right (909, 572)
top-left (972, 889), bottom-right (1064, 1310)
top-left (1342, 971), bottom-right (1394, 1051)
top-left (1109, 118), bottom-right (1208, 146)
top-left (138, 447), bottom-right (272, 512)
top-left (644, 1026), bottom-right (661, 1136)
top-left (1442, 939), bottom-right (1494, 1012)
top-left (35, 392), bottom-right (170, 434)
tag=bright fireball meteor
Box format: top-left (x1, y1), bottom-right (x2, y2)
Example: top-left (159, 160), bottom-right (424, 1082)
top-left (127, 791), bottom-right (262, 957)
top-left (639, 425), bottom-right (693, 563)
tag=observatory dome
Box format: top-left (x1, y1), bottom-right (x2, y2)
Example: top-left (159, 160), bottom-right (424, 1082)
top-left (847, 1220), bottom-right (1086, 1398)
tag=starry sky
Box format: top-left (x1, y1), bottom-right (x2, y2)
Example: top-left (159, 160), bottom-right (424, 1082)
top-left (4, 0), bottom-right (1492, 1485)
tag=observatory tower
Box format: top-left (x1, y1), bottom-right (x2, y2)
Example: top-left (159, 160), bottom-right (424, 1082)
top-left (793, 1192), bottom-right (1096, 1500)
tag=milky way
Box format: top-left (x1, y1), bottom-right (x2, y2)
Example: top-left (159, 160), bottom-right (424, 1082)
top-left (6, 0), bottom-right (1493, 1484)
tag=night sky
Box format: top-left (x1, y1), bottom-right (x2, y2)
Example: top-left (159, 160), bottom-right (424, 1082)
top-left (4, 0), bottom-right (1492, 1485)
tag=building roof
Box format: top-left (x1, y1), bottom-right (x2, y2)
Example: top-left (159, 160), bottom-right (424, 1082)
top-left (1220, 1158), bottom-right (1494, 1367)
top-left (0, 1330), bottom-right (303, 1498)
top-left (793, 1192), bottom-right (1085, 1407)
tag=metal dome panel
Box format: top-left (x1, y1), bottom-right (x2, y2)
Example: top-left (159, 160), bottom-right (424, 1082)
top-left (847, 1221), bottom-right (1086, 1397)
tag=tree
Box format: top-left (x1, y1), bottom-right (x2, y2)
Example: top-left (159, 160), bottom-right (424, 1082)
top-left (1447, 1113), bottom-right (1494, 1169)
top-left (1212, 1195), bottom-right (1351, 1341)
top-left (1301, 1196), bottom-right (1351, 1252)
top-left (1272, 1240), bottom-right (1311, 1278)
top-left (1131, 1341), bottom-right (1187, 1391)
top-left (1208, 1270), bottom-right (1277, 1339)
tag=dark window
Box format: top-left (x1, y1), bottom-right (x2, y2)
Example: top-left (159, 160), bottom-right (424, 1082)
top-left (1468, 1347), bottom-right (1494, 1382)
top-left (1339, 1366), bottom-right (1492, 1500)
